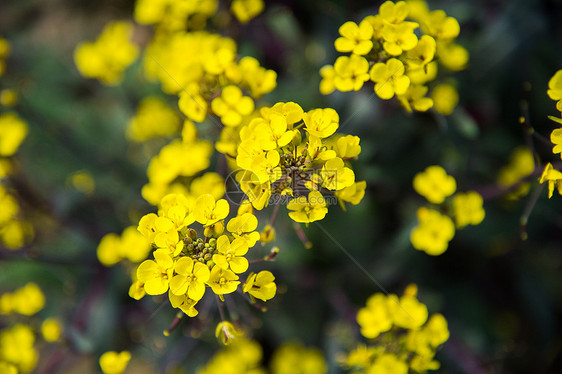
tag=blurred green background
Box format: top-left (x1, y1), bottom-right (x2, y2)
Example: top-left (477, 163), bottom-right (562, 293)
top-left (1, 0), bottom-right (562, 373)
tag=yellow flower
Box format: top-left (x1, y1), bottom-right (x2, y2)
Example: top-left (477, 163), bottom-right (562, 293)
top-left (497, 146), bottom-right (535, 199)
top-left (99, 351), bottom-right (131, 374)
top-left (226, 213), bottom-right (261, 247)
top-left (0, 112), bottom-right (28, 157)
top-left (169, 257), bottom-right (210, 300)
top-left (169, 292), bottom-right (199, 317)
top-left (334, 20), bottom-right (374, 55)
top-left (0, 324), bottom-right (38, 373)
top-left (410, 207), bottom-right (455, 255)
top-left (287, 191), bottom-right (328, 223)
top-left (213, 235), bottom-right (249, 274)
top-left (551, 128), bottom-right (562, 158)
top-left (303, 108), bottom-right (339, 138)
top-left (231, 0), bottom-right (264, 23)
top-left (413, 165), bottom-right (456, 204)
top-left (260, 224), bottom-right (276, 244)
top-left (425, 313), bottom-right (450, 347)
top-left (41, 318), bottom-right (63, 342)
top-left (236, 170), bottom-right (272, 210)
top-left (387, 293), bottom-right (428, 329)
top-left (547, 70), bottom-right (562, 101)
top-left (333, 54), bottom-right (370, 92)
top-left (437, 40), bottom-right (469, 71)
top-left (211, 85), bottom-right (255, 127)
top-left (271, 343), bottom-right (327, 374)
top-left (336, 181), bottom-right (367, 208)
top-left (539, 163), bottom-right (562, 198)
top-left (378, 1), bottom-right (409, 24)
top-left (356, 293), bottom-right (392, 339)
top-left (368, 353), bottom-right (408, 374)
top-left (431, 83), bottom-right (459, 115)
top-left (333, 135), bottom-right (361, 159)
top-left (452, 191), bottom-right (485, 228)
top-left (423, 10), bottom-right (460, 40)
top-left (193, 194), bottom-right (230, 226)
top-left (369, 58), bottom-right (410, 100)
top-left (178, 89), bottom-right (208, 123)
top-left (207, 266), bottom-right (240, 297)
top-left (215, 321), bottom-right (243, 345)
top-left (318, 157), bottom-right (355, 191)
top-left (243, 271), bottom-right (277, 301)
top-left (397, 84), bottom-right (433, 112)
top-left (405, 34), bottom-right (436, 71)
top-left (4, 283), bottom-right (45, 316)
top-left (250, 150), bottom-right (282, 184)
top-left (136, 249), bottom-right (174, 295)
top-left (381, 22), bottom-right (418, 56)
top-left (126, 97), bottom-right (180, 142)
top-left (74, 21), bottom-right (139, 85)
top-left (319, 64), bottom-right (336, 95)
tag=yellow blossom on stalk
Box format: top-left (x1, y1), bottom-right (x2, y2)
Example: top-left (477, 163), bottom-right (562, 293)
top-left (356, 293), bottom-right (392, 339)
top-left (303, 108), bottom-right (339, 138)
top-left (243, 271), bottom-right (276, 301)
top-left (413, 165), bottom-right (456, 204)
top-left (97, 226), bottom-right (152, 266)
top-left (336, 181), bottom-right (367, 208)
top-left (264, 101), bottom-right (304, 126)
top-left (251, 150), bottom-right (282, 184)
top-left (136, 249), bottom-right (174, 295)
top-left (547, 70), bottom-right (562, 104)
top-left (334, 20), bottom-right (374, 55)
top-left (238, 56), bottom-right (277, 99)
top-left (260, 224), bottom-right (276, 244)
top-left (370, 58), bottom-right (410, 100)
top-left (227, 213), bottom-right (260, 247)
top-left (231, 0), bottom-right (264, 23)
top-left (207, 266), bottom-right (240, 298)
top-left (452, 191), bottom-right (485, 228)
top-left (0, 112), bottom-right (28, 157)
top-left (211, 85), bottom-right (255, 127)
top-left (497, 147), bottom-right (535, 199)
top-left (369, 353), bottom-right (408, 374)
top-left (0, 324), bottom-right (38, 373)
top-left (387, 293), bottom-right (428, 329)
top-left (319, 64), bottom-right (336, 95)
top-left (190, 172), bottom-right (226, 200)
top-left (287, 191), bottom-right (328, 223)
top-left (270, 343), bottom-right (328, 374)
top-left (193, 194), bottom-right (230, 226)
top-left (539, 163), bottom-right (562, 198)
top-left (422, 10), bottom-right (460, 40)
top-left (431, 83), bottom-right (459, 115)
top-left (178, 89), bottom-right (208, 123)
top-left (215, 321), bottom-right (243, 345)
top-left (405, 35), bottom-right (436, 71)
top-left (254, 115), bottom-right (296, 150)
top-left (410, 207), bottom-right (455, 255)
top-left (126, 97), bottom-right (181, 142)
top-left (170, 257), bottom-right (210, 300)
top-left (397, 84), bottom-right (433, 112)
top-left (41, 318), bottom-right (63, 342)
top-left (74, 21), bottom-right (139, 85)
top-left (318, 157), bottom-right (355, 191)
top-left (0, 220), bottom-right (33, 250)
top-left (551, 128), bottom-right (562, 158)
top-left (137, 213), bottom-right (158, 243)
top-left (236, 170), bottom-right (272, 210)
top-left (213, 235), bottom-right (249, 274)
top-left (381, 22), bottom-right (419, 56)
top-left (379, 1), bottom-right (410, 24)
top-left (333, 135), bottom-right (361, 159)
top-left (437, 41), bottom-right (469, 71)
top-left (99, 351), bottom-right (131, 374)
top-left (333, 55), bottom-right (370, 92)
top-left (169, 292), bottom-right (199, 317)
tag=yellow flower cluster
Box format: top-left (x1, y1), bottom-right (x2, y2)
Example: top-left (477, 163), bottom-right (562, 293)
top-left (497, 147), bottom-right (535, 200)
top-left (0, 112), bottom-right (33, 250)
top-left (320, 0), bottom-right (467, 114)
top-left (135, 0), bottom-right (218, 31)
top-left (219, 102), bottom-right (365, 223)
top-left (0, 324), bottom-right (38, 374)
top-left (97, 226), bottom-right (152, 266)
top-left (410, 165), bottom-right (485, 255)
top-left (0, 283), bottom-right (63, 373)
top-left (132, 193), bottom-right (277, 321)
top-left (74, 21), bottom-right (139, 85)
top-left (126, 97), bottom-right (181, 142)
top-left (0, 283), bottom-right (45, 316)
top-left (231, 0), bottom-right (265, 24)
top-left (197, 339), bottom-right (327, 374)
top-left (541, 69), bottom-right (562, 197)
top-left (342, 285), bottom-right (449, 373)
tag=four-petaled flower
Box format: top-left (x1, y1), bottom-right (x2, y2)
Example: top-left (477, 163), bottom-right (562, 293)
top-left (169, 257), bottom-right (210, 300)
